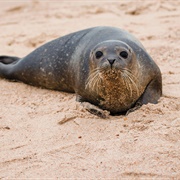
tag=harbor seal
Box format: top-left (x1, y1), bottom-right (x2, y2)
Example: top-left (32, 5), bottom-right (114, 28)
top-left (0, 26), bottom-right (162, 118)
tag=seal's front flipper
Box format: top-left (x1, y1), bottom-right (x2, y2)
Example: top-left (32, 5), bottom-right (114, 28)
top-left (81, 102), bottom-right (110, 119)
top-left (0, 56), bottom-right (20, 64)
top-left (126, 103), bottom-right (141, 115)
top-left (136, 76), bottom-right (162, 106)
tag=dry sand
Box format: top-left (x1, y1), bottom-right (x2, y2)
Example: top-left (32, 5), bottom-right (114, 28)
top-left (0, 0), bottom-right (180, 179)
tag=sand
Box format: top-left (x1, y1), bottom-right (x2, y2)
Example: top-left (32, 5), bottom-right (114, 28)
top-left (0, 0), bottom-right (180, 179)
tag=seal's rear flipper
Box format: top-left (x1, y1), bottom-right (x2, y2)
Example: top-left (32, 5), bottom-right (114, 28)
top-left (0, 56), bottom-right (20, 64)
top-left (0, 56), bottom-right (20, 80)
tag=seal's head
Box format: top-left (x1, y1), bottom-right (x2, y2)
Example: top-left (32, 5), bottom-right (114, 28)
top-left (86, 40), bottom-right (140, 100)
top-left (89, 40), bottom-right (138, 80)
top-left (86, 40), bottom-right (141, 111)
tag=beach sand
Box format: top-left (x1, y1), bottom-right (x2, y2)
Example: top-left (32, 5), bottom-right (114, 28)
top-left (0, 0), bottom-right (180, 178)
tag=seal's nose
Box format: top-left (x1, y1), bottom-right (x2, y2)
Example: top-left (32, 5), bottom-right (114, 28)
top-left (108, 59), bottom-right (116, 65)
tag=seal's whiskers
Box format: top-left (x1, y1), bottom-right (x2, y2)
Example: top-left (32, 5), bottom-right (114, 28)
top-left (121, 69), bottom-right (140, 97)
top-left (85, 68), bottom-right (102, 93)
top-left (122, 74), bottom-right (133, 97)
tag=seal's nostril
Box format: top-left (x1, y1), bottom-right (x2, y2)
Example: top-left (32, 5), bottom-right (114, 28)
top-left (108, 59), bottom-right (115, 65)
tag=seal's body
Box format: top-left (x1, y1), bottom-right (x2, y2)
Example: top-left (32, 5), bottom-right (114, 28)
top-left (0, 26), bottom-right (162, 117)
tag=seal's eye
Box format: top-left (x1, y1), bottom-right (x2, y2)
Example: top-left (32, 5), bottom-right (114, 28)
top-left (95, 51), bottom-right (103, 59)
top-left (120, 51), bottom-right (128, 59)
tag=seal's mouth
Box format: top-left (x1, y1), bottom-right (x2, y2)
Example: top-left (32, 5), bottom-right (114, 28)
top-left (85, 67), bottom-right (121, 92)
top-left (85, 67), bottom-right (140, 97)
top-left (101, 68), bottom-right (120, 79)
